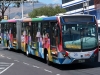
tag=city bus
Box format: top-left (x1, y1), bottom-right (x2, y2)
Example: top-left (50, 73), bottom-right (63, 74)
top-left (98, 20), bottom-right (100, 49)
top-left (0, 14), bottom-right (99, 65)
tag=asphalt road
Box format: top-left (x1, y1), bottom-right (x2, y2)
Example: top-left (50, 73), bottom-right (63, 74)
top-left (0, 44), bottom-right (100, 75)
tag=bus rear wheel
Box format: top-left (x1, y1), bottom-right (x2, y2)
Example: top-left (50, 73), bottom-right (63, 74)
top-left (7, 41), bottom-right (10, 50)
top-left (26, 45), bottom-right (30, 57)
top-left (46, 53), bottom-right (51, 65)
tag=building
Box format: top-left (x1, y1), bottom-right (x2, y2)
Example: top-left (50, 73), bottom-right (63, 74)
top-left (62, 0), bottom-right (100, 25)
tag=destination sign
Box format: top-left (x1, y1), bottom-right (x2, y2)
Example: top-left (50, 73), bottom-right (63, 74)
top-left (62, 16), bottom-right (94, 23)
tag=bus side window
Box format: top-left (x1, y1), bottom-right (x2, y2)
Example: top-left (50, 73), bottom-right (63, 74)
top-left (36, 22), bottom-right (42, 41)
top-left (13, 23), bottom-right (16, 38)
top-left (10, 23), bottom-right (13, 35)
top-left (50, 22), bottom-right (57, 46)
top-left (56, 24), bottom-right (60, 44)
top-left (32, 22), bottom-right (38, 42)
top-left (4, 23), bottom-right (7, 33)
top-left (54, 23), bottom-right (60, 45)
top-left (1, 24), bottom-right (4, 33)
top-left (42, 22), bottom-right (50, 38)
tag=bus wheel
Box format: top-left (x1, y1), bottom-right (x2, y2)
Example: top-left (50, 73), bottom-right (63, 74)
top-left (7, 46), bottom-right (10, 50)
top-left (26, 45), bottom-right (30, 57)
top-left (46, 53), bottom-right (51, 65)
top-left (7, 44), bottom-right (11, 50)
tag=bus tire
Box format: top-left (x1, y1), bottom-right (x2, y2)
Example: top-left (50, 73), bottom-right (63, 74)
top-left (46, 53), bottom-right (51, 65)
top-left (7, 41), bottom-right (10, 50)
top-left (7, 46), bottom-right (10, 50)
top-left (26, 44), bottom-right (30, 57)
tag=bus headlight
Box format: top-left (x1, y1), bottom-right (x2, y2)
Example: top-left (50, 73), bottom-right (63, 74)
top-left (94, 48), bottom-right (99, 54)
top-left (62, 51), bottom-right (69, 57)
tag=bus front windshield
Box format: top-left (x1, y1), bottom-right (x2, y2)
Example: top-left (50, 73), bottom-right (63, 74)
top-left (98, 27), bottom-right (100, 35)
top-left (62, 24), bottom-right (98, 51)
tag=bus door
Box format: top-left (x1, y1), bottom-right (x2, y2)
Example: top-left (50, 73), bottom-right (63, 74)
top-left (31, 22), bottom-right (38, 54)
top-left (50, 22), bottom-right (60, 58)
top-left (21, 22), bottom-right (30, 52)
top-left (9, 23), bottom-right (16, 49)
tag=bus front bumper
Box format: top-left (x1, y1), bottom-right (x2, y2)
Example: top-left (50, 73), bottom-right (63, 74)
top-left (54, 53), bottom-right (98, 64)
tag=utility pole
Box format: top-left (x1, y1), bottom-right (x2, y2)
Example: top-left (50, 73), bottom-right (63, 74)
top-left (32, 0), bottom-right (38, 10)
top-left (32, 0), bottom-right (34, 10)
top-left (9, 0), bottom-right (10, 19)
top-left (21, 0), bottom-right (38, 19)
top-left (9, 6), bottom-right (10, 19)
top-left (87, 0), bottom-right (89, 14)
top-left (83, 0), bottom-right (90, 14)
top-left (21, 0), bottom-right (24, 19)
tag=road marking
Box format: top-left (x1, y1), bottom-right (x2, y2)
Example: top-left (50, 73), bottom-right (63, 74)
top-left (0, 67), bottom-right (5, 69)
top-left (14, 60), bottom-right (19, 62)
top-left (0, 62), bottom-right (11, 64)
top-left (0, 63), bottom-right (14, 74)
top-left (23, 62), bottom-right (29, 65)
top-left (33, 65), bottom-right (40, 68)
top-left (1, 55), bottom-right (5, 57)
top-left (1, 47), bottom-right (8, 49)
top-left (56, 74), bottom-right (60, 75)
top-left (0, 65), bottom-right (10, 66)
top-left (44, 69), bottom-right (52, 73)
top-left (7, 57), bottom-right (11, 59)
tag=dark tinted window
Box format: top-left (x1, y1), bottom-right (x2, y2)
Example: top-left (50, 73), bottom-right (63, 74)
top-left (65, 0), bottom-right (94, 12)
top-left (89, 0), bottom-right (94, 6)
top-left (62, 0), bottom-right (73, 4)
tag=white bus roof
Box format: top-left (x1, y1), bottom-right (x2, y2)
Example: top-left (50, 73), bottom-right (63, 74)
top-left (98, 20), bottom-right (100, 27)
top-left (56, 13), bottom-right (95, 17)
top-left (98, 20), bottom-right (100, 23)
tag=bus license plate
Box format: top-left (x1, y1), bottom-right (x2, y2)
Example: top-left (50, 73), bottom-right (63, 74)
top-left (78, 60), bottom-right (85, 63)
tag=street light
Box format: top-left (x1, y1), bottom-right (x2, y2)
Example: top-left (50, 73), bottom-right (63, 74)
top-left (9, 6), bottom-right (10, 19)
top-left (21, 0), bottom-right (24, 19)
top-left (21, 0), bottom-right (38, 19)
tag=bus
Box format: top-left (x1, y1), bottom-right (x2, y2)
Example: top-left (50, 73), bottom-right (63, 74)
top-left (98, 20), bottom-right (100, 49)
top-left (0, 14), bottom-right (99, 65)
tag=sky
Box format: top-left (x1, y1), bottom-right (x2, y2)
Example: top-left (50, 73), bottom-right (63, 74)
top-left (38, 0), bottom-right (62, 4)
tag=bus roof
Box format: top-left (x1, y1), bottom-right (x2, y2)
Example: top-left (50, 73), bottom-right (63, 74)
top-left (98, 20), bottom-right (100, 23)
top-left (8, 19), bottom-right (22, 23)
top-left (0, 19), bottom-right (22, 23)
top-left (56, 13), bottom-right (95, 17)
top-left (8, 19), bottom-right (16, 22)
top-left (31, 16), bottom-right (57, 21)
top-left (98, 20), bottom-right (100, 27)
top-left (0, 14), bottom-right (95, 23)
top-left (0, 19), bottom-right (7, 23)
top-left (23, 18), bottom-right (32, 22)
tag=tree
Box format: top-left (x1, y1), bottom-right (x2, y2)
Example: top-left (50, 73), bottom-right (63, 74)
top-left (29, 5), bottom-right (66, 18)
top-left (0, 0), bottom-right (27, 19)
top-left (0, 16), bottom-right (2, 21)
